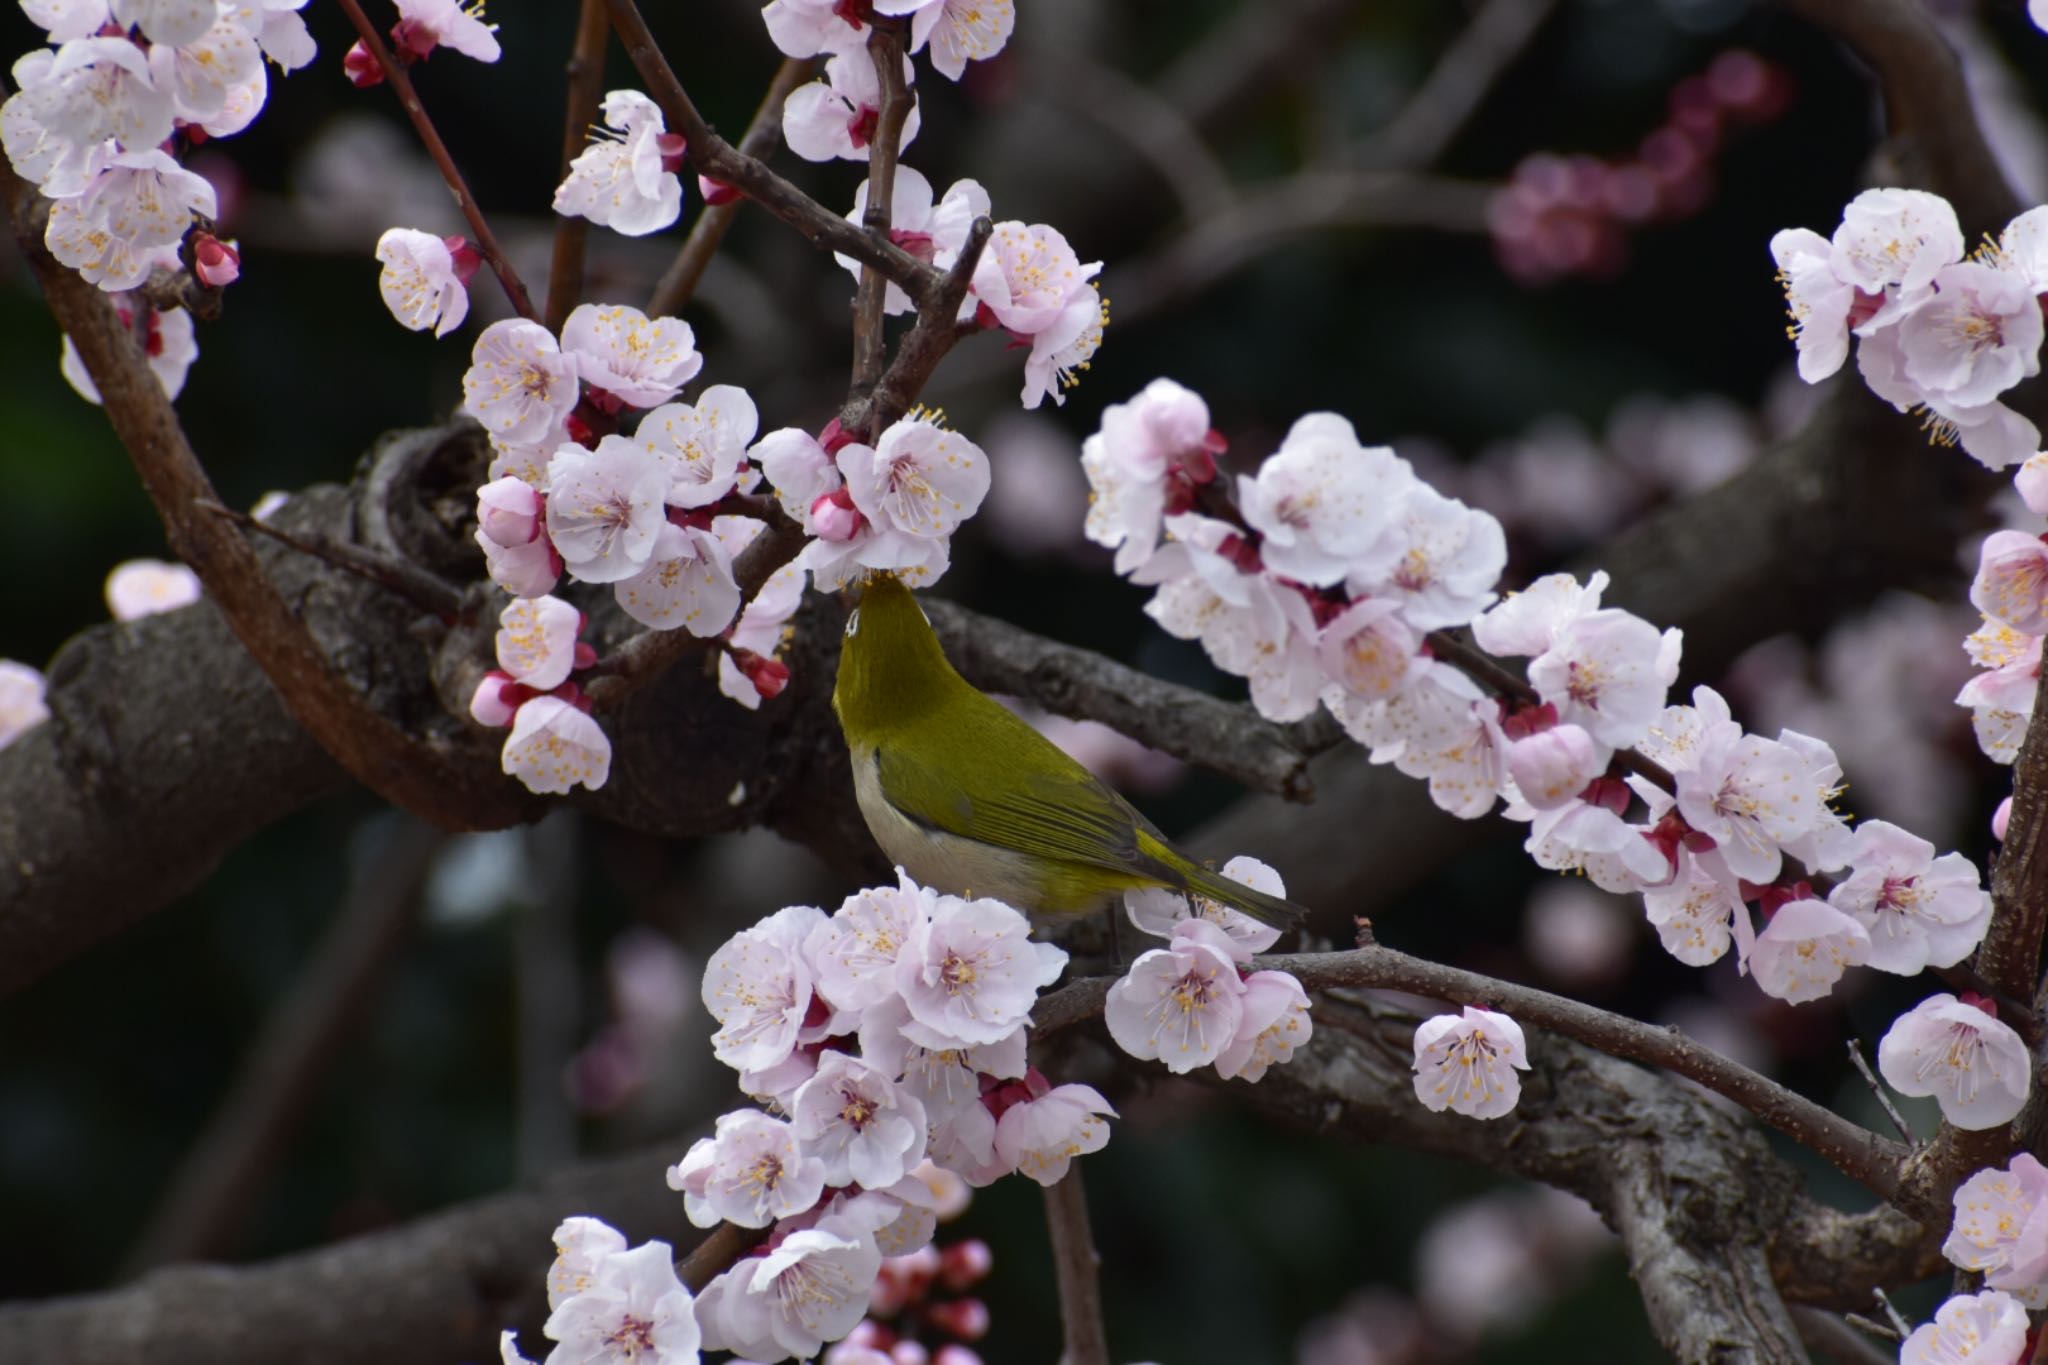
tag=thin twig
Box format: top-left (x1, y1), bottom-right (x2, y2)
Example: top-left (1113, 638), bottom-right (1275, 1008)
top-left (677, 1220), bottom-right (768, 1292)
top-left (544, 0), bottom-right (612, 332)
top-left (1042, 1165), bottom-right (1111, 1365)
top-left (331, 0), bottom-right (538, 321)
top-left (848, 19), bottom-right (912, 408)
top-left (845, 215), bottom-right (992, 437)
top-left (1038, 50), bottom-right (1232, 222)
top-left (604, 0), bottom-right (938, 295)
top-left (197, 499), bottom-right (464, 620)
top-left (1845, 1039), bottom-right (1916, 1146)
top-left (646, 57), bottom-right (813, 321)
top-left (1790, 1306), bottom-right (1901, 1365)
top-left (1037, 944), bottom-right (1913, 1208)
top-left (1356, 0), bottom-right (1559, 171)
top-left (121, 816), bottom-right (446, 1271)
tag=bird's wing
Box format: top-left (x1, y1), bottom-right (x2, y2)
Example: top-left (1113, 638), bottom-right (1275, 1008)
top-left (873, 713), bottom-right (1175, 881)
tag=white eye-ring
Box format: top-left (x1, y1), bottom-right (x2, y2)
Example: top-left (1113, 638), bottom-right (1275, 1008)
top-left (844, 607), bottom-right (861, 638)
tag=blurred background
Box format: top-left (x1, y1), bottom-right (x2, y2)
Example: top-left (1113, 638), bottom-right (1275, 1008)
top-left (1, 0), bottom-right (2040, 1359)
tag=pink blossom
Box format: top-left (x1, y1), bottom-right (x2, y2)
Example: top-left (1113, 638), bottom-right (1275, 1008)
top-left (720, 561), bottom-right (808, 710)
top-left (1316, 598), bottom-right (1419, 704)
top-left (894, 893), bottom-right (1066, 1048)
top-left (1353, 484), bottom-right (1506, 631)
top-left (500, 695), bottom-right (611, 794)
top-left (1104, 919), bottom-right (1248, 1073)
top-left (1827, 820), bottom-right (1990, 975)
top-left (1524, 608), bottom-right (1681, 750)
top-left (992, 1083), bottom-right (1115, 1185)
top-left (1899, 1290), bottom-right (2029, 1365)
top-left (1972, 530), bottom-right (2048, 635)
top-left (791, 1052), bottom-right (928, 1190)
top-left (1080, 377), bottom-right (1213, 573)
top-left (546, 441), bottom-right (670, 585)
top-left (696, 1214), bottom-right (882, 1362)
top-left (760, 0), bottom-right (868, 59)
top-left (2015, 453), bottom-right (2048, 517)
top-left (1124, 854), bottom-right (1285, 959)
top-left (1744, 896), bottom-right (1869, 1004)
top-left (670, 1108), bottom-right (827, 1229)
top-left (542, 1238), bottom-right (700, 1365)
top-left (630, 386), bottom-right (758, 508)
top-left (807, 871), bottom-right (932, 1013)
top-left (105, 557), bottom-right (201, 619)
top-left (477, 476), bottom-right (541, 547)
top-left (1878, 994), bottom-right (2031, 1131)
top-left (783, 52), bottom-right (921, 164)
top-left (1642, 850), bottom-right (1750, 966)
top-left (1946, 1154), bottom-right (2048, 1307)
top-left (1898, 261), bottom-right (2042, 410)
top-left (614, 521), bottom-right (744, 636)
top-left (464, 320), bottom-right (581, 446)
top-left (21, 0), bottom-right (111, 42)
top-left (391, 0), bottom-right (500, 63)
top-left (1768, 227), bottom-right (1854, 382)
top-left (1504, 723), bottom-right (1607, 811)
top-left (835, 168), bottom-right (989, 315)
top-left (1829, 187), bottom-right (1962, 297)
top-left (147, 12), bottom-right (261, 123)
top-left (752, 427), bottom-right (842, 528)
top-left (1331, 659), bottom-right (1507, 819)
top-left (1472, 570), bottom-right (1609, 656)
top-left (1517, 798), bottom-right (1669, 894)
top-left (1214, 969), bottom-right (1312, 1083)
top-left (559, 304), bottom-right (702, 409)
top-left (0, 661), bottom-right (50, 751)
top-left (1671, 698), bottom-right (1815, 884)
top-left (494, 594), bottom-right (581, 690)
top-left (546, 1215), bottom-right (627, 1308)
top-left (554, 90), bottom-right (682, 237)
top-left (6, 39), bottom-right (175, 197)
top-left (1412, 1006), bottom-right (1530, 1119)
top-left (910, 0), bottom-right (1015, 81)
top-left (702, 903), bottom-right (827, 1074)
top-left (478, 528), bottom-right (561, 599)
top-left (62, 300), bottom-right (195, 404)
top-left (468, 671), bottom-right (516, 727)
top-left (1236, 413), bottom-right (1414, 587)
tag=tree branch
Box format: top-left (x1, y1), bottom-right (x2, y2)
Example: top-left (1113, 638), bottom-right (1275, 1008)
top-left (543, 0), bottom-right (613, 332)
top-left (1355, 0), bottom-right (1559, 171)
top-left (1043, 1167), bottom-right (1111, 1365)
top-left (848, 20), bottom-right (912, 413)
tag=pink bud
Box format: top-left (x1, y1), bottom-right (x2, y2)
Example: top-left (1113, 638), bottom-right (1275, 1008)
top-left (192, 233), bottom-right (239, 287)
top-left (1995, 795), bottom-right (2015, 841)
top-left (655, 131), bottom-right (687, 174)
top-left (939, 1239), bottom-right (993, 1290)
top-left (1962, 990), bottom-right (2000, 1018)
top-left (1499, 700), bottom-right (1560, 741)
top-left (470, 670), bottom-right (517, 726)
top-left (818, 416), bottom-right (855, 455)
top-left (811, 487), bottom-right (865, 541)
top-left (342, 40), bottom-right (384, 87)
top-left (1754, 880), bottom-right (1813, 917)
top-left (926, 1298), bottom-right (990, 1341)
top-left (443, 235), bottom-right (483, 284)
top-left (698, 174), bottom-right (740, 207)
top-left (892, 228), bottom-right (937, 263)
top-left (2016, 456), bottom-right (2048, 518)
top-left (732, 648), bottom-right (791, 700)
top-left (477, 476), bottom-right (542, 547)
top-left (891, 1344), bottom-right (930, 1365)
top-left (572, 641), bottom-right (599, 671)
top-left (1505, 723), bottom-right (1606, 810)
top-left (390, 16), bottom-right (438, 58)
top-left (564, 411), bottom-right (599, 448)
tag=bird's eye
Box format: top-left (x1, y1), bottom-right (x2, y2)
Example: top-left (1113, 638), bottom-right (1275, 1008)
top-left (844, 607), bottom-right (860, 638)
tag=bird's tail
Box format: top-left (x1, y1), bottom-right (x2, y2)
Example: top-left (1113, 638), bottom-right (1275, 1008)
top-left (1171, 858), bottom-right (1311, 932)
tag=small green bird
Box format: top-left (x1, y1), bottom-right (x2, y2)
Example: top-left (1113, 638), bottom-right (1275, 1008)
top-left (833, 573), bottom-right (1309, 931)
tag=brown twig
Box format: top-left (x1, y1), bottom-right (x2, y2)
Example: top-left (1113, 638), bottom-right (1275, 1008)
top-left (1042, 1166), bottom-right (1111, 1365)
top-left (332, 0), bottom-right (539, 321)
top-left (0, 156), bottom-right (528, 829)
top-left (844, 215), bottom-right (992, 437)
top-left (1037, 944), bottom-right (1914, 1209)
top-left (122, 816), bottom-right (446, 1271)
top-left (604, 0), bottom-right (939, 297)
top-left (543, 0), bottom-right (612, 332)
top-left (848, 19), bottom-right (912, 408)
top-left (197, 499), bottom-right (464, 620)
top-left (677, 1220), bottom-right (768, 1292)
top-left (646, 57), bottom-right (813, 321)
top-left (1356, 0), bottom-right (1559, 171)
top-left (1037, 50), bottom-right (1233, 223)
top-left (1845, 1039), bottom-right (1916, 1146)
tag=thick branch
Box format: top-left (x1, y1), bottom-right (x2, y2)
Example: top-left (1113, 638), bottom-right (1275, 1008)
top-left (1043, 1167), bottom-right (1111, 1365)
top-left (845, 215), bottom-right (992, 435)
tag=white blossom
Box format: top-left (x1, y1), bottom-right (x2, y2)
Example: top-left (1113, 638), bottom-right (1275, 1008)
top-left (494, 594), bottom-right (581, 690)
top-left (1899, 1290), bottom-right (2029, 1365)
top-left (782, 51), bottom-right (920, 164)
top-left (1214, 970), bottom-right (1312, 1083)
top-left (375, 228), bottom-right (469, 336)
top-left (790, 1051), bottom-right (928, 1190)
top-left (559, 304), bottom-right (702, 409)
top-left (991, 1082), bottom-right (1115, 1186)
top-left (542, 1238), bottom-right (700, 1365)
top-left (500, 696), bottom-right (611, 794)
top-left (1103, 919), bottom-right (1248, 1073)
top-left (105, 557), bottom-right (200, 619)
top-left (695, 1214), bottom-right (882, 1363)
top-left (701, 903), bottom-right (827, 1074)
top-left (1827, 821), bottom-right (1991, 975)
top-left (546, 440), bottom-right (670, 585)
top-left (554, 89), bottom-right (682, 237)
top-left (1412, 1006), bottom-right (1530, 1120)
top-left (614, 520), bottom-right (744, 635)
top-left (464, 320), bottom-right (582, 446)
top-left (630, 386), bottom-right (758, 508)
top-left (1878, 994), bottom-right (2031, 1132)
top-left (669, 1109), bottom-right (826, 1229)
top-left (1744, 897), bottom-right (1869, 1004)
top-left (894, 892), bottom-right (1066, 1048)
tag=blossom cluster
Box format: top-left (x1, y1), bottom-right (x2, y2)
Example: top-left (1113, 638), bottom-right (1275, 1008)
top-left (1772, 187), bottom-right (2048, 469)
top-left (1960, 492), bottom-right (2048, 766)
top-left (5, 0), bottom-right (313, 397)
top-left (500, 1217), bottom-right (699, 1365)
top-left (465, 594), bottom-right (612, 795)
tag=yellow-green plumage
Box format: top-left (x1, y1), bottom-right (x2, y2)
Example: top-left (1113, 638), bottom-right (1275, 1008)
top-left (833, 573), bottom-right (1309, 931)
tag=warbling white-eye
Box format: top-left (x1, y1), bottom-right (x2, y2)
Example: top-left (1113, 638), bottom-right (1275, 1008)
top-left (833, 572), bottom-right (1309, 931)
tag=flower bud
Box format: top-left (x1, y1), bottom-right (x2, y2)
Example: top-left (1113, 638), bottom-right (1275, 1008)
top-left (1505, 723), bottom-right (1607, 809)
top-left (939, 1239), bottom-right (993, 1290)
top-left (698, 174), bottom-right (741, 207)
top-left (655, 132), bottom-right (687, 175)
top-left (470, 669), bottom-right (517, 726)
top-left (192, 233), bottom-right (239, 287)
top-left (443, 235), bottom-right (483, 284)
top-left (1995, 794), bottom-right (2014, 841)
top-left (390, 16), bottom-right (438, 58)
top-left (925, 1298), bottom-right (990, 1341)
top-left (811, 487), bottom-right (865, 541)
top-left (731, 648), bottom-right (791, 701)
top-left (477, 476), bottom-right (542, 546)
top-left (343, 40), bottom-right (384, 88)
top-left (2016, 453), bottom-right (2048, 517)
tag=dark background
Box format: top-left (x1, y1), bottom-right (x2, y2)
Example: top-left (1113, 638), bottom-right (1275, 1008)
top-left (0, 0), bottom-right (2034, 1359)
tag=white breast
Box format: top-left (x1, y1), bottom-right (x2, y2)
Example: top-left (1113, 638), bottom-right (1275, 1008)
top-left (848, 745), bottom-right (1053, 910)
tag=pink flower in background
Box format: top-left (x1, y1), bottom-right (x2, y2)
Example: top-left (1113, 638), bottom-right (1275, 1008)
top-left (0, 662), bottom-right (50, 750)
top-left (105, 558), bottom-right (201, 619)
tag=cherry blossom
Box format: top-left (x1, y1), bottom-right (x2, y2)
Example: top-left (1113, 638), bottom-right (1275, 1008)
top-left (804, 417), bottom-right (991, 590)
top-left (701, 903), bottom-right (827, 1073)
top-left (542, 1239), bottom-right (700, 1365)
top-left (1857, 323), bottom-right (2041, 471)
top-left (1472, 570), bottom-right (1606, 658)
top-left (1523, 608), bottom-right (1681, 750)
top-left (559, 304), bottom-right (702, 410)
top-left (894, 893), bottom-right (1067, 1048)
top-left (1641, 850), bottom-right (1750, 967)
top-left (477, 476), bottom-right (541, 548)
top-left (500, 695), bottom-right (612, 794)
top-left (494, 594), bottom-right (581, 690)
top-left (554, 90), bottom-right (682, 237)
top-left (1878, 994), bottom-right (2030, 1131)
top-left (6, 39), bottom-right (175, 197)
top-left (2018, 452), bottom-right (2048, 516)
top-left (855, 1002), bottom-right (1006, 1175)
top-left (47, 148), bottom-right (216, 291)
top-left (1945, 1154), bottom-right (2048, 1308)
top-left (1768, 227), bottom-right (1855, 382)
top-left (375, 228), bottom-right (472, 336)
top-left (390, 0), bottom-right (500, 64)
top-left (1669, 688), bottom-right (1815, 884)
top-left (791, 1051), bottom-right (929, 1190)
top-left (1972, 530), bottom-right (2048, 635)
top-left (835, 168), bottom-right (990, 315)
top-left (1897, 261), bottom-right (2043, 410)
top-left (1356, 484), bottom-right (1506, 631)
top-left (479, 527), bottom-right (562, 599)
top-left (1017, 285), bottom-right (1107, 410)
top-left (910, 0), bottom-right (1016, 81)
top-left (1104, 919), bottom-right (1248, 1073)
top-left (719, 561), bottom-right (807, 709)
top-left (1743, 896), bottom-right (1869, 1004)
top-left (965, 220), bottom-right (1106, 407)
top-left (61, 300), bottom-right (196, 403)
top-left (752, 426), bottom-right (843, 529)
top-left (695, 1214), bottom-right (883, 1362)
top-left (1828, 187), bottom-right (1962, 299)
top-left (991, 1082), bottom-right (1115, 1186)
top-left (1899, 1290), bottom-right (2029, 1365)
top-left (1517, 797), bottom-right (1669, 894)
top-left (238, 0), bottom-right (316, 72)
top-left (21, 0), bottom-right (112, 42)
top-left (147, 11), bottom-right (262, 122)
top-left (1332, 659), bottom-right (1507, 818)
top-left (807, 872), bottom-right (932, 1013)
top-left (105, 557), bottom-right (200, 619)
top-left (670, 1109), bottom-right (827, 1229)
top-left (0, 661), bottom-right (50, 751)
top-left (1503, 723), bottom-right (1607, 811)
top-left (1215, 970), bottom-right (1313, 1083)
top-left (1412, 1006), bottom-right (1530, 1120)
top-left (1826, 821), bottom-right (1990, 975)
top-left (1079, 377), bottom-right (1215, 573)
top-left (629, 386), bottom-right (758, 508)
top-left (546, 1215), bottom-right (628, 1308)
top-left (760, 0), bottom-right (868, 58)
top-left (464, 320), bottom-right (582, 446)
top-left (614, 521), bottom-right (744, 635)
top-left (546, 441), bottom-right (670, 585)
top-left (783, 52), bottom-right (921, 164)
top-left (1316, 598), bottom-right (1420, 705)
top-left (467, 671), bottom-right (517, 727)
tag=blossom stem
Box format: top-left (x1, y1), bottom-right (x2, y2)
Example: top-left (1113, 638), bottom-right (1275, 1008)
top-left (847, 19), bottom-right (912, 421)
top-left (675, 1219), bottom-right (767, 1293)
top-left (1042, 1165), bottom-right (1112, 1365)
top-left (330, 0), bottom-right (538, 323)
top-left (1843, 1039), bottom-right (1916, 1145)
top-left (542, 0), bottom-right (613, 332)
top-left (195, 499), bottom-right (464, 620)
top-left (604, 0), bottom-right (939, 295)
top-left (645, 57), bottom-right (814, 321)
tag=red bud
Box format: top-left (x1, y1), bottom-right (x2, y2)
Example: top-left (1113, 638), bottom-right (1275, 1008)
top-left (343, 40), bottom-right (384, 88)
top-left (193, 233), bottom-right (239, 287)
